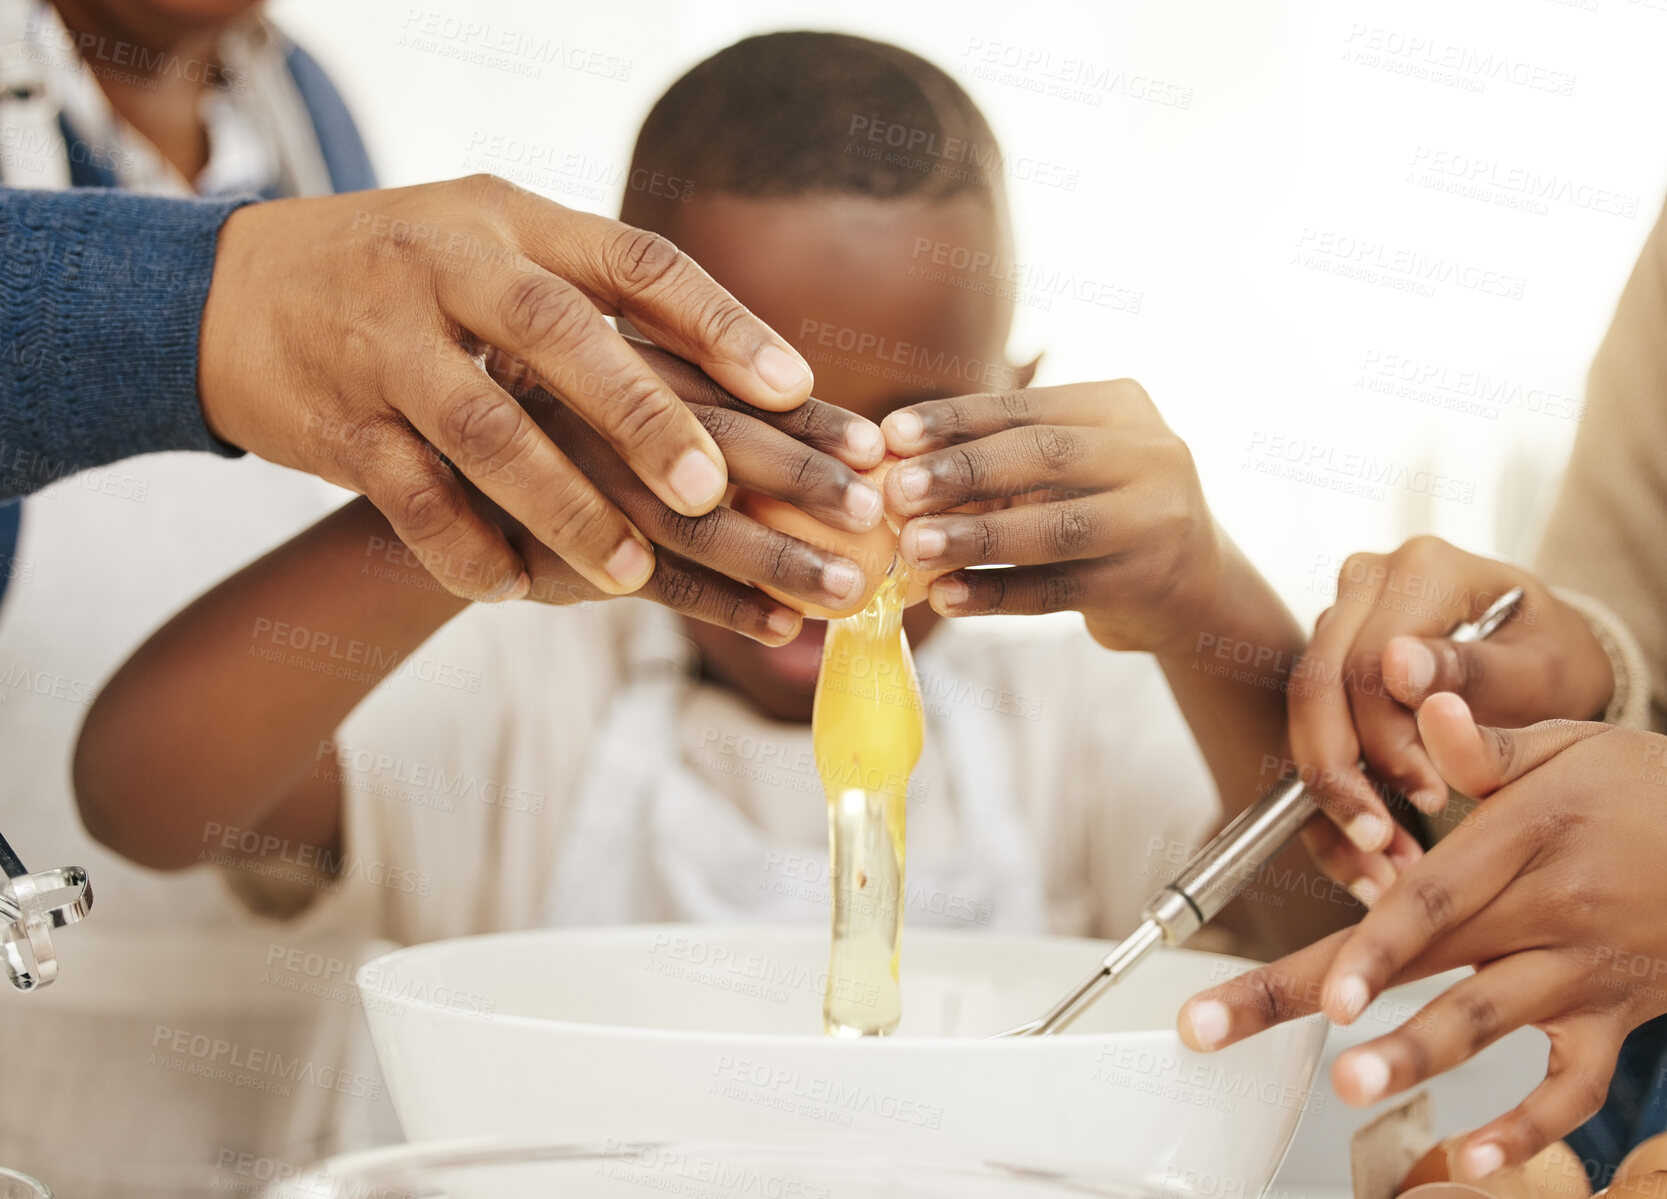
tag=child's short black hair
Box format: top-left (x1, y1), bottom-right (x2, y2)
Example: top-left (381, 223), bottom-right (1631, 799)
top-left (625, 30), bottom-right (1004, 222)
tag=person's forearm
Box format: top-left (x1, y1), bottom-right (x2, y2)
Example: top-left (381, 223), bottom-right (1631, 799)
top-left (0, 188), bottom-right (250, 495)
top-left (1156, 534), bottom-right (1354, 953)
top-left (74, 497), bottom-right (465, 868)
top-left (1156, 534), bottom-right (1302, 812)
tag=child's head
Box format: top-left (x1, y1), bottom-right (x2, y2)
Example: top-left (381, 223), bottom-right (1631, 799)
top-left (621, 31), bottom-right (1031, 721)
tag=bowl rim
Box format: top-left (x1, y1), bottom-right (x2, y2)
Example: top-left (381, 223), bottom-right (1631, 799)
top-left (353, 924), bottom-right (1328, 1050)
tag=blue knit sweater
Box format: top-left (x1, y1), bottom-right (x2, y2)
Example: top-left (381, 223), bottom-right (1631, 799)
top-left (0, 188), bottom-right (250, 495)
top-left (0, 42), bottom-right (374, 500)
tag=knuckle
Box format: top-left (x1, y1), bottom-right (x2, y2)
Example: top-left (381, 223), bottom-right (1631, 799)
top-left (1028, 424), bottom-right (1080, 473)
top-left (693, 405), bottom-right (742, 444)
top-left (440, 380), bottom-right (522, 465)
top-left (1411, 878), bottom-right (1456, 934)
top-left (1401, 533), bottom-right (1450, 564)
top-left (785, 399), bottom-right (836, 444)
top-left (949, 446), bottom-right (985, 491)
top-left (500, 273), bottom-right (591, 352)
top-left (1485, 725), bottom-right (1519, 783)
top-left (1558, 876), bottom-right (1604, 923)
top-left (1044, 504), bottom-right (1094, 559)
top-left (1339, 552), bottom-right (1383, 594)
top-left (656, 562), bottom-right (707, 613)
top-left (610, 229), bottom-right (688, 296)
top-left (966, 570), bottom-right (1004, 614)
top-left (1036, 567), bottom-right (1080, 612)
top-left (971, 516), bottom-right (1001, 564)
top-left (1111, 377), bottom-right (1155, 411)
top-left (926, 398), bottom-right (971, 441)
top-left (540, 476), bottom-right (612, 547)
top-left (765, 534), bottom-right (804, 589)
top-left (789, 449), bottom-right (823, 492)
top-left (387, 469), bottom-right (464, 543)
top-left (462, 171), bottom-right (517, 204)
top-left (606, 374), bottom-right (684, 447)
top-left (1244, 970), bottom-right (1293, 1027)
top-left (1355, 938), bottom-right (1401, 989)
top-left (997, 390), bottom-right (1039, 423)
top-left (662, 510), bottom-right (722, 559)
top-left (1455, 991), bottom-right (1502, 1054)
top-left (1398, 1033), bottom-right (1434, 1084)
top-left (687, 296), bottom-right (752, 354)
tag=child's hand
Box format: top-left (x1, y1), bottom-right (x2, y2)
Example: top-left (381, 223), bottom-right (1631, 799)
top-left (877, 380), bottom-right (1224, 656)
top-left (1178, 695), bottom-right (1667, 1180)
top-left (1287, 537), bottom-right (1614, 904)
top-left (477, 341), bottom-right (887, 644)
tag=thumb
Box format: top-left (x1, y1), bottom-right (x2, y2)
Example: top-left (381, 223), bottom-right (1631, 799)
top-left (1382, 633), bottom-right (1526, 710)
top-left (1415, 692), bottom-right (1610, 798)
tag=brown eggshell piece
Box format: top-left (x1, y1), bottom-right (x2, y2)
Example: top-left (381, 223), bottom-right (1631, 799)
top-left (1607, 1171), bottom-right (1667, 1199)
top-left (1399, 1139), bottom-right (1590, 1199)
top-left (1616, 1139), bottom-right (1667, 1192)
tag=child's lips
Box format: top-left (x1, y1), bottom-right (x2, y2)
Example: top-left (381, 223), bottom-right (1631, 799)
top-left (763, 618), bottom-right (827, 688)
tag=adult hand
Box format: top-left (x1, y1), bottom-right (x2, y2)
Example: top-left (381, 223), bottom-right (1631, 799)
top-left (477, 341), bottom-right (885, 643)
top-left (877, 380), bottom-right (1225, 655)
top-left (197, 174), bottom-right (824, 602)
top-left (1286, 537), bottom-right (1613, 901)
top-left (1178, 696), bottom-right (1667, 1179)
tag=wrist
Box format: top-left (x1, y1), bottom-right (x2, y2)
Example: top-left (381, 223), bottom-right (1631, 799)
top-left (1552, 587), bottom-right (1652, 728)
top-left (1152, 540), bottom-right (1302, 684)
top-left (197, 202), bottom-right (260, 450)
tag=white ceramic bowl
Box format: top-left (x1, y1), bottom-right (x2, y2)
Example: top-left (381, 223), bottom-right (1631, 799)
top-left (280, 1136), bottom-right (1160, 1199)
top-left (356, 926), bottom-right (1326, 1198)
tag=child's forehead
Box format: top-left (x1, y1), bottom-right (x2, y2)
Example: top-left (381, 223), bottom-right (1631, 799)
top-left (646, 193), bottom-right (1016, 420)
top-left (659, 190), bottom-right (1013, 345)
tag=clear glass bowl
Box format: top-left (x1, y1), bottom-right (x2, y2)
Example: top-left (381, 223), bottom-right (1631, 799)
top-left (268, 1137), bottom-right (1156, 1199)
top-left (0, 1167), bottom-right (51, 1199)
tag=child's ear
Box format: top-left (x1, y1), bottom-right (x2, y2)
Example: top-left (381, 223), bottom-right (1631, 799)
top-left (1011, 353), bottom-right (1043, 389)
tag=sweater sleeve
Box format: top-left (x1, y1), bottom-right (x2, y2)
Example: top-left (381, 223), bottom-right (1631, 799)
top-left (1536, 195), bottom-right (1667, 734)
top-left (0, 187), bottom-right (252, 497)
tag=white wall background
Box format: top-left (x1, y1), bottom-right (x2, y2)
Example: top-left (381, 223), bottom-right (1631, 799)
top-left (270, 0), bottom-right (1667, 626)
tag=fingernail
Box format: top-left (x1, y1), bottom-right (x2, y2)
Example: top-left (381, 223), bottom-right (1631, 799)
top-left (1461, 1142), bottom-right (1505, 1180)
top-left (1348, 878), bottom-right (1382, 909)
top-left (844, 481), bottom-right (882, 524)
top-left (1185, 1000), bottom-right (1231, 1050)
top-left (846, 421), bottom-right (884, 462)
top-left (887, 411), bottom-right (924, 445)
top-left (823, 559), bottom-right (864, 602)
top-left (754, 344), bottom-right (812, 395)
top-left (605, 539), bottom-right (653, 590)
top-left (911, 525), bottom-right (947, 563)
top-left (897, 465), bottom-right (930, 501)
top-left (1344, 813), bottom-right (1390, 852)
top-left (1340, 1050), bottom-right (1390, 1104)
top-left (669, 449), bottom-right (725, 510)
top-left (1328, 974), bottom-right (1370, 1022)
top-left (490, 570), bottom-right (530, 602)
top-left (765, 608), bottom-right (800, 641)
top-left (931, 575), bottom-right (969, 611)
top-left (1403, 641), bottom-right (1437, 694)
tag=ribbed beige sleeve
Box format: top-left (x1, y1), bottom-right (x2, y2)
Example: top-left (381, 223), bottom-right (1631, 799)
top-left (1537, 197), bottom-right (1667, 734)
